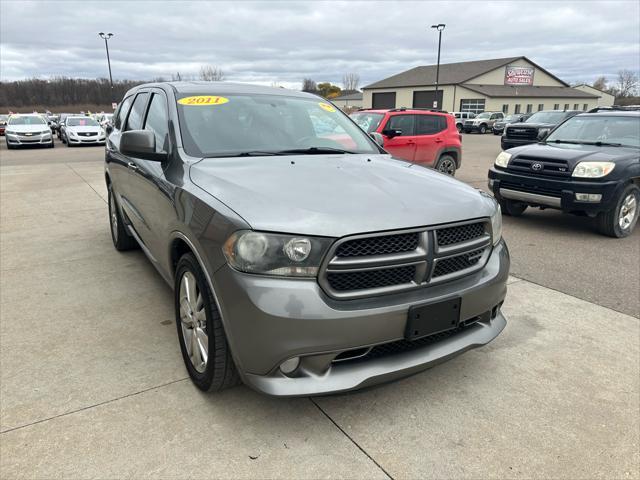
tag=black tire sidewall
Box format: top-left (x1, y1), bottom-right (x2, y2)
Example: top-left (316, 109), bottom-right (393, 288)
top-left (611, 185), bottom-right (640, 237)
top-left (435, 155), bottom-right (456, 176)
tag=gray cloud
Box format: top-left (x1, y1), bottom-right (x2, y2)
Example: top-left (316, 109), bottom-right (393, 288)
top-left (1, 0), bottom-right (638, 89)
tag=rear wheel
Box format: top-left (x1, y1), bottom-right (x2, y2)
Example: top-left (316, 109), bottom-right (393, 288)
top-left (596, 184), bottom-right (639, 238)
top-left (435, 155), bottom-right (457, 176)
top-left (175, 253), bottom-right (240, 392)
top-left (499, 198), bottom-right (528, 216)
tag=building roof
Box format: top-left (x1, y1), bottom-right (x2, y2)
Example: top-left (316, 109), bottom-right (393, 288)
top-left (332, 92), bottom-right (363, 101)
top-left (462, 84), bottom-right (598, 98)
top-left (363, 56), bottom-right (569, 89)
top-left (573, 84), bottom-right (616, 97)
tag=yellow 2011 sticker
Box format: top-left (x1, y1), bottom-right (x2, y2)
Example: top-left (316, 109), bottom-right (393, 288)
top-left (318, 102), bottom-right (336, 112)
top-left (177, 95), bottom-right (229, 106)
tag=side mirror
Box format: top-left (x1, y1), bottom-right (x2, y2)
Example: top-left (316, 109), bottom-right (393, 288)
top-left (369, 132), bottom-right (385, 147)
top-left (105, 123), bottom-right (114, 135)
top-left (120, 130), bottom-right (167, 162)
top-left (382, 128), bottom-right (402, 139)
top-left (537, 129), bottom-right (550, 141)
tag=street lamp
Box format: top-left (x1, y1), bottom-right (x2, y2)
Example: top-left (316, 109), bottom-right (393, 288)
top-left (98, 32), bottom-right (114, 97)
top-left (430, 24), bottom-right (445, 109)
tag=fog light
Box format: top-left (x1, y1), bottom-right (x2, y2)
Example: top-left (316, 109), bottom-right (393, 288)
top-left (279, 357), bottom-right (300, 375)
top-left (575, 193), bottom-right (602, 202)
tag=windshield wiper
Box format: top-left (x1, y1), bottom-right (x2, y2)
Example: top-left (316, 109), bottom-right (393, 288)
top-left (204, 151), bottom-right (287, 158)
top-left (547, 139), bottom-right (622, 147)
top-left (276, 147), bottom-right (356, 155)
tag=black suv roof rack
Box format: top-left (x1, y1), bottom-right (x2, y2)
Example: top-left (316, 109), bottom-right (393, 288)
top-left (587, 106), bottom-right (640, 113)
top-left (389, 107), bottom-right (449, 113)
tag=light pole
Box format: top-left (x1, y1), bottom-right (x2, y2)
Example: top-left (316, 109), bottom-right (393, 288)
top-left (98, 32), bottom-right (114, 100)
top-left (430, 24), bottom-right (445, 109)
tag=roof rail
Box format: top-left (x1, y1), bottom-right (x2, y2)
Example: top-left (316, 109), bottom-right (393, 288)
top-left (389, 107), bottom-right (450, 113)
top-left (587, 106), bottom-right (640, 113)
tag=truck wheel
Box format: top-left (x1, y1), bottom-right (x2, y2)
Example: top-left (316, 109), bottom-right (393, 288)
top-left (499, 199), bottom-right (527, 216)
top-left (479, 124), bottom-right (487, 134)
top-left (175, 253), bottom-right (240, 392)
top-left (108, 184), bottom-right (139, 251)
top-left (435, 155), bottom-right (457, 176)
top-left (596, 184), bottom-right (639, 238)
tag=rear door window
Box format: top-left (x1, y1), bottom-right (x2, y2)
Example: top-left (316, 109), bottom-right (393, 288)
top-left (125, 92), bottom-right (149, 131)
top-left (415, 115), bottom-right (447, 135)
top-left (386, 115), bottom-right (415, 136)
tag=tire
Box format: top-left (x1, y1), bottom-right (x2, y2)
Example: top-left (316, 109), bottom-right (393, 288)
top-left (479, 124), bottom-right (487, 134)
top-left (6, 142), bottom-right (14, 150)
top-left (493, 130), bottom-right (501, 135)
top-left (175, 253), bottom-right (240, 392)
top-left (596, 184), bottom-right (639, 238)
top-left (435, 155), bottom-right (457, 176)
top-left (499, 198), bottom-right (528, 216)
top-left (66, 138), bottom-right (74, 147)
top-left (456, 124), bottom-right (462, 133)
top-left (108, 184), bottom-right (139, 251)
top-left (48, 141), bottom-right (54, 148)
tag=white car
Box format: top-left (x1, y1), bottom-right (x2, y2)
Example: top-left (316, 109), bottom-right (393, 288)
top-left (451, 111), bottom-right (476, 132)
top-left (4, 114), bottom-right (54, 149)
top-left (62, 116), bottom-right (106, 147)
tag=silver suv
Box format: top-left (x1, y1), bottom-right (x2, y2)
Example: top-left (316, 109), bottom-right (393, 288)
top-left (463, 111), bottom-right (504, 134)
top-left (105, 82), bottom-right (509, 396)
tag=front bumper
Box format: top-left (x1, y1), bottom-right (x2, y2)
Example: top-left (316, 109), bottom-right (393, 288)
top-left (213, 241), bottom-right (510, 396)
top-left (463, 124), bottom-right (486, 132)
top-left (5, 133), bottom-right (53, 145)
top-left (67, 135), bottom-right (106, 145)
top-left (488, 167), bottom-right (623, 213)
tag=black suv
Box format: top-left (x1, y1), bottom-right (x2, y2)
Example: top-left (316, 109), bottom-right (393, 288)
top-left (489, 109), bottom-right (640, 238)
top-left (501, 110), bottom-right (581, 150)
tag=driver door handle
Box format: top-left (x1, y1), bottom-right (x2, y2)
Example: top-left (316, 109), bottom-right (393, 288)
top-left (127, 162), bottom-right (139, 172)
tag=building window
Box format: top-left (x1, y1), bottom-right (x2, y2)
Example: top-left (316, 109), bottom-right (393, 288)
top-left (554, 104), bottom-right (560, 110)
top-left (538, 104), bottom-right (544, 111)
top-left (564, 104), bottom-right (570, 111)
top-left (459, 99), bottom-right (485, 115)
top-left (502, 104), bottom-right (509, 114)
top-left (573, 103), bottom-right (579, 110)
top-left (526, 104), bottom-right (533, 113)
top-left (583, 103), bottom-right (588, 111)
top-left (514, 104), bottom-right (521, 114)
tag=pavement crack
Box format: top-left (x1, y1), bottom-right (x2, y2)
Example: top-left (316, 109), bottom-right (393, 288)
top-left (309, 397), bottom-right (394, 480)
top-left (66, 163), bottom-right (107, 204)
top-left (0, 378), bottom-right (189, 435)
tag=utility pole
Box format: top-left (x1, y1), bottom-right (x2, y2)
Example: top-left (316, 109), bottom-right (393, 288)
top-left (430, 24), bottom-right (446, 109)
top-left (98, 32), bottom-right (114, 101)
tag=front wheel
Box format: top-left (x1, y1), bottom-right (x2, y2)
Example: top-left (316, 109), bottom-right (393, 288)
top-left (435, 155), bottom-right (457, 176)
top-left (493, 130), bottom-right (501, 135)
top-left (108, 185), bottom-right (139, 251)
top-left (174, 253), bottom-right (240, 392)
top-left (499, 198), bottom-right (527, 216)
top-left (456, 124), bottom-right (462, 133)
top-left (479, 124), bottom-right (487, 134)
top-left (596, 184), bottom-right (639, 238)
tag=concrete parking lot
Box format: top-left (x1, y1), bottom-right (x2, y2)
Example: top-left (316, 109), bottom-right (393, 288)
top-left (1, 137), bottom-right (638, 479)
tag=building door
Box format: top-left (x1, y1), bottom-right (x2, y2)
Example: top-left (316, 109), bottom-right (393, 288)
top-left (372, 92), bottom-right (396, 109)
top-left (413, 90), bottom-right (444, 109)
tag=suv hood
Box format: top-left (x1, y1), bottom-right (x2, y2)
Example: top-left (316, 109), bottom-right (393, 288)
top-left (509, 142), bottom-right (638, 167)
top-left (507, 122), bottom-right (556, 129)
top-left (190, 154), bottom-right (495, 238)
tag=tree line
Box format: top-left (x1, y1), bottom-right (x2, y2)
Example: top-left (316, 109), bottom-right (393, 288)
top-left (581, 69), bottom-right (639, 105)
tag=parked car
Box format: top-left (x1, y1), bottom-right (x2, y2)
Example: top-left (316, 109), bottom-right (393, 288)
top-left (97, 113), bottom-right (114, 128)
top-left (60, 116), bottom-right (106, 146)
top-left (106, 82), bottom-right (509, 396)
top-left (489, 109), bottom-right (640, 238)
top-left (462, 112), bottom-right (504, 134)
top-left (350, 108), bottom-right (462, 175)
top-left (56, 113), bottom-right (71, 138)
top-left (492, 113), bottom-right (533, 135)
top-left (4, 114), bottom-right (54, 149)
top-left (0, 114), bottom-right (8, 135)
top-left (501, 110), bottom-right (581, 150)
top-left (451, 111), bottom-right (476, 132)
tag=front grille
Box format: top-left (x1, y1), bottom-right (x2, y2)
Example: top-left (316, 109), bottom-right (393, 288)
top-left (505, 126), bottom-right (538, 140)
top-left (320, 221), bottom-right (491, 299)
top-left (433, 249), bottom-right (485, 278)
top-left (501, 181), bottom-right (562, 197)
top-left (327, 265), bottom-right (416, 292)
top-left (336, 232), bottom-right (419, 257)
top-left (507, 156), bottom-right (570, 177)
top-left (78, 132), bottom-right (97, 137)
top-left (436, 222), bottom-right (485, 246)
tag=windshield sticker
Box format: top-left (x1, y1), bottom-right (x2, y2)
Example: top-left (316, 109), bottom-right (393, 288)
top-left (178, 96), bottom-right (229, 106)
top-left (318, 102), bottom-right (336, 113)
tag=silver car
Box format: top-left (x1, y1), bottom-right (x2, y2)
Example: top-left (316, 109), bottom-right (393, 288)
top-left (4, 114), bottom-right (54, 148)
top-left (105, 82), bottom-right (510, 396)
top-left (61, 116), bottom-right (106, 147)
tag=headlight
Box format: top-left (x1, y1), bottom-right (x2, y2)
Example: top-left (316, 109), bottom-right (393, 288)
top-left (223, 230), bottom-right (333, 277)
top-left (572, 162), bottom-right (615, 178)
top-left (5, 130), bottom-right (15, 135)
top-left (490, 205), bottom-right (502, 246)
top-left (495, 151), bottom-right (512, 168)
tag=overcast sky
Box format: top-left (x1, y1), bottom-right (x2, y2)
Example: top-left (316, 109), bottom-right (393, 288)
top-left (1, 0), bottom-right (639, 89)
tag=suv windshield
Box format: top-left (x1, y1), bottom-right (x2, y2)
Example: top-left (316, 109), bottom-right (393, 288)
top-left (526, 111), bottom-right (568, 124)
top-left (476, 113), bottom-right (491, 119)
top-left (67, 117), bottom-right (99, 127)
top-left (350, 112), bottom-right (384, 133)
top-left (8, 115), bottom-right (46, 125)
top-left (177, 94), bottom-right (379, 157)
top-left (546, 115), bottom-right (640, 148)
top-left (504, 115), bottom-right (521, 122)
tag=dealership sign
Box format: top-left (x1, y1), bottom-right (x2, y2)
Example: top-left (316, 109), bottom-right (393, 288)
top-left (504, 65), bottom-right (535, 85)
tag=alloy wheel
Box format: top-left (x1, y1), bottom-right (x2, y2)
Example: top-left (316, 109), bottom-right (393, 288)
top-left (179, 271), bottom-right (208, 373)
top-left (618, 192), bottom-right (637, 230)
top-left (109, 193), bottom-right (118, 241)
top-left (438, 158), bottom-right (456, 176)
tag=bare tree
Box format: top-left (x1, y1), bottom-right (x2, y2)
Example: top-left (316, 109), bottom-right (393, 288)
top-left (616, 69), bottom-right (639, 98)
top-left (592, 76), bottom-right (607, 91)
top-left (172, 72), bottom-right (183, 81)
top-left (302, 78), bottom-right (317, 93)
top-left (342, 73), bottom-right (360, 93)
top-left (199, 65), bottom-right (225, 81)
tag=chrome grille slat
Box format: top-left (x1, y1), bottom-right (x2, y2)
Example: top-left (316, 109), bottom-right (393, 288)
top-left (319, 220), bottom-right (491, 299)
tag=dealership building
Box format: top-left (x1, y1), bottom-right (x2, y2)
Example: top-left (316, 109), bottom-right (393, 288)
top-left (362, 56), bottom-right (610, 114)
